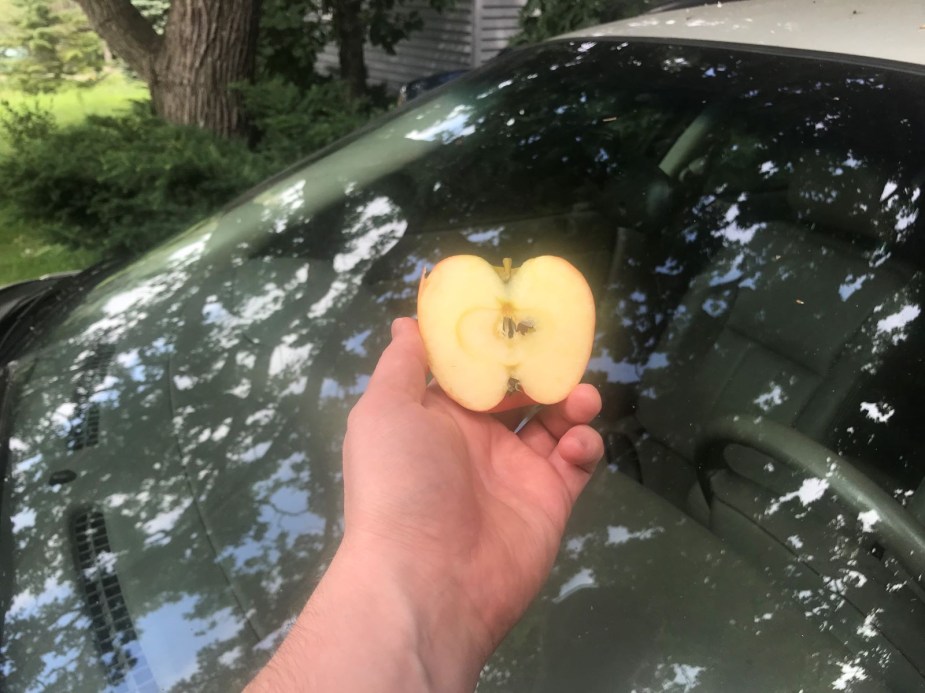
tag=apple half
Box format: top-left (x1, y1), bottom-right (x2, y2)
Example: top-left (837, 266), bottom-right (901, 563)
top-left (417, 255), bottom-right (595, 412)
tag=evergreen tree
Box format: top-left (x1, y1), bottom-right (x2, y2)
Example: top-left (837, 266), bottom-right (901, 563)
top-left (3, 0), bottom-right (103, 93)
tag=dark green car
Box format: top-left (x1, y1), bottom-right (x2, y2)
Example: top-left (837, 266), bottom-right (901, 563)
top-left (3, 5), bottom-right (925, 690)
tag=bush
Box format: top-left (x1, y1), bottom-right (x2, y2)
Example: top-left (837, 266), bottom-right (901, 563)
top-left (0, 79), bottom-right (384, 256)
top-left (239, 78), bottom-right (383, 160)
top-left (0, 102), bottom-right (268, 254)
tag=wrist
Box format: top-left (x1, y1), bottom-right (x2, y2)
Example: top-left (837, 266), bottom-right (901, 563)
top-left (249, 535), bottom-right (492, 692)
top-left (336, 532), bottom-right (493, 691)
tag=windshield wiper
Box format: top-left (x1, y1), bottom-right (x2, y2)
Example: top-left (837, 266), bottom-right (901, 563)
top-left (0, 259), bottom-right (123, 364)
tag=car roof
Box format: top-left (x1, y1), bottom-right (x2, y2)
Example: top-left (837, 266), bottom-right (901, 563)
top-left (560, 0), bottom-right (925, 68)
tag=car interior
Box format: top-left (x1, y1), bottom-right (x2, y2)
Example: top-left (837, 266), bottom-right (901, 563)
top-left (341, 89), bottom-right (925, 686)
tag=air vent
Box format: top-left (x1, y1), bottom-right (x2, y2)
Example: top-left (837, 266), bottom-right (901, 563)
top-left (67, 344), bottom-right (115, 452)
top-left (71, 508), bottom-right (156, 692)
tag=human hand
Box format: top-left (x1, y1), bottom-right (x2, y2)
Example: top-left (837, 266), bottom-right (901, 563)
top-left (249, 317), bottom-right (603, 692)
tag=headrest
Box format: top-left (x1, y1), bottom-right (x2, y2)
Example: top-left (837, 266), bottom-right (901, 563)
top-left (788, 154), bottom-right (920, 243)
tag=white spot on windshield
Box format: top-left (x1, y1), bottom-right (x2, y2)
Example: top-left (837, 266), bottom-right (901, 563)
top-left (876, 304), bottom-right (920, 341)
top-left (586, 351), bottom-right (640, 384)
top-left (406, 105), bottom-right (475, 143)
top-left (754, 383), bottom-right (785, 412)
top-left (856, 611), bottom-right (880, 639)
top-left (269, 343), bottom-right (315, 376)
top-left (334, 198), bottom-right (406, 273)
top-left (767, 478), bottom-right (829, 515)
top-left (858, 510), bottom-right (880, 533)
top-left (644, 352), bottom-right (669, 370)
top-left (838, 273), bottom-right (870, 301)
top-left (465, 228), bottom-right (502, 246)
top-left (659, 663), bottom-right (706, 691)
top-left (11, 509), bottom-right (36, 532)
top-left (832, 660), bottom-right (868, 690)
top-left (859, 401), bottom-right (894, 423)
top-left (554, 568), bottom-right (596, 602)
top-left (606, 525), bottom-right (664, 545)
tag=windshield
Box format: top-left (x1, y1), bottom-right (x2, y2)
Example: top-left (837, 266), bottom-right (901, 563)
top-left (2, 40), bottom-right (925, 691)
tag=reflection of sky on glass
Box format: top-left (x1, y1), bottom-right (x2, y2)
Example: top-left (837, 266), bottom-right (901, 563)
top-left (555, 567), bottom-right (596, 602)
top-left (137, 599), bottom-right (240, 689)
top-left (876, 304), bottom-right (920, 338)
top-left (587, 349), bottom-right (640, 384)
top-left (406, 105), bottom-right (475, 143)
top-left (343, 329), bottom-right (372, 356)
top-left (606, 525), bottom-right (664, 545)
top-left (320, 375), bottom-right (371, 400)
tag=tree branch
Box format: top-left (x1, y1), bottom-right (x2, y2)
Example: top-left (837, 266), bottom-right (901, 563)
top-left (73, 0), bottom-right (163, 81)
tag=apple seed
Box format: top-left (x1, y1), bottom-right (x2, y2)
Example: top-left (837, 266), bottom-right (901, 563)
top-left (515, 319), bottom-right (536, 335)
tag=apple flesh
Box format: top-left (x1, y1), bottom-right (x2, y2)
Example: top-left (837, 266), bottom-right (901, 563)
top-left (417, 255), bottom-right (595, 412)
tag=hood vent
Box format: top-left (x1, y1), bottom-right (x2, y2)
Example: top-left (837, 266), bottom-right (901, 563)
top-left (67, 344), bottom-right (115, 452)
top-left (72, 508), bottom-right (156, 692)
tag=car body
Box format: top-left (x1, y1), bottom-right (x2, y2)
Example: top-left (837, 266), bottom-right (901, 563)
top-left (2, 1), bottom-right (925, 690)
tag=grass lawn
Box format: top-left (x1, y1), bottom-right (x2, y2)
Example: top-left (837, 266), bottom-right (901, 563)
top-left (0, 204), bottom-right (99, 286)
top-left (0, 72), bottom-right (147, 288)
top-left (0, 70), bottom-right (148, 144)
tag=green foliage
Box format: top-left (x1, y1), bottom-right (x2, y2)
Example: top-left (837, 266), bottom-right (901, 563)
top-left (257, 0), bottom-right (329, 86)
top-left (2, 0), bottom-right (104, 93)
top-left (239, 77), bottom-right (382, 160)
top-left (130, 0), bottom-right (170, 33)
top-left (0, 101), bottom-right (265, 254)
top-left (0, 79), bottom-right (383, 256)
top-left (0, 97), bottom-right (55, 146)
top-left (354, 0), bottom-right (455, 53)
top-left (514, 0), bottom-right (654, 44)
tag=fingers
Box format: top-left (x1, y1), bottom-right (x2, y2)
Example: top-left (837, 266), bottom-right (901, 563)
top-left (547, 424), bottom-right (604, 503)
top-left (518, 384), bottom-right (602, 458)
top-left (364, 318), bottom-right (429, 404)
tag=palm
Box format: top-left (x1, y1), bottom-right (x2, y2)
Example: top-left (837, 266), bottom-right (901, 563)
top-left (343, 319), bottom-right (602, 644)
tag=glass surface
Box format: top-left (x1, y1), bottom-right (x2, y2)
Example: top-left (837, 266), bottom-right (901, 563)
top-left (2, 40), bottom-right (925, 691)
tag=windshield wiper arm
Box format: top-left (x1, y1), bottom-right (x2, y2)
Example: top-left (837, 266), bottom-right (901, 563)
top-left (0, 259), bottom-right (123, 363)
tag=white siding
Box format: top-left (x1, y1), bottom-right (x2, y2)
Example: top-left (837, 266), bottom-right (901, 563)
top-left (478, 1), bottom-right (526, 64)
top-left (316, 0), bottom-right (526, 93)
top-left (316, 3), bottom-right (473, 92)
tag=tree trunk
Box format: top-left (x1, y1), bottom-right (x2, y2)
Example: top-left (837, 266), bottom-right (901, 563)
top-left (152, 0), bottom-right (262, 137)
top-left (74, 0), bottom-right (262, 139)
top-left (332, 0), bottom-right (367, 98)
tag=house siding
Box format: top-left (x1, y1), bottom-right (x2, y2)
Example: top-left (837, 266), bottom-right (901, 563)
top-left (316, 0), bottom-right (526, 93)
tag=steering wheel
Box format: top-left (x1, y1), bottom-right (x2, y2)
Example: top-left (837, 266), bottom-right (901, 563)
top-left (695, 415), bottom-right (925, 587)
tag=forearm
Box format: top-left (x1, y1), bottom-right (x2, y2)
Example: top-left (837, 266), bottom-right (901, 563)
top-left (246, 538), bottom-right (489, 692)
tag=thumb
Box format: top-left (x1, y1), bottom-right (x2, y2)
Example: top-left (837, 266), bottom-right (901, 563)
top-left (365, 317), bottom-right (429, 403)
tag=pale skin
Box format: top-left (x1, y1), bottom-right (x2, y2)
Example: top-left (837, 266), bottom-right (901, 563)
top-left (247, 317), bottom-right (604, 692)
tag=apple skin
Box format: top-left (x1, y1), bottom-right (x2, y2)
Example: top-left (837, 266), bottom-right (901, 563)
top-left (485, 389), bottom-right (538, 413)
top-left (417, 255), bottom-right (595, 413)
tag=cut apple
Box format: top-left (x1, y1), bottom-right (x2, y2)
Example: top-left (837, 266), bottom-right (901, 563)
top-left (417, 255), bottom-right (595, 412)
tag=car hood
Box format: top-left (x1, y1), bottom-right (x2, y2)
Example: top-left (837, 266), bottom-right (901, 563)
top-left (564, 0), bottom-right (925, 68)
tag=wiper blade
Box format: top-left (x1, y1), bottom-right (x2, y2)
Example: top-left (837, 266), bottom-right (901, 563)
top-left (0, 259), bottom-right (122, 363)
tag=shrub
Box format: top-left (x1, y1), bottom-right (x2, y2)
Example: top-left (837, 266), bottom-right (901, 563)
top-left (0, 102), bottom-right (269, 254)
top-left (0, 79), bottom-right (384, 257)
top-left (239, 78), bottom-right (384, 161)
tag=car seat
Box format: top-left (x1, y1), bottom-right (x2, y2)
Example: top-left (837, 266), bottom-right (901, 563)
top-left (608, 150), bottom-right (925, 682)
